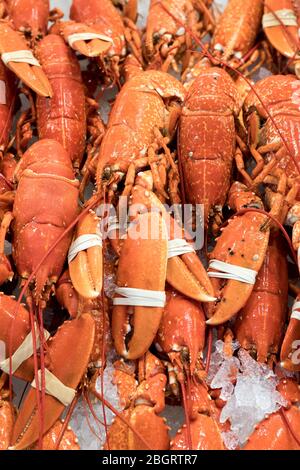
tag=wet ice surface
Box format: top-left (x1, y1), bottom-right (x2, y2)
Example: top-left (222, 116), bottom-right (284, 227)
top-left (69, 352), bottom-right (122, 450)
top-left (209, 342), bottom-right (288, 449)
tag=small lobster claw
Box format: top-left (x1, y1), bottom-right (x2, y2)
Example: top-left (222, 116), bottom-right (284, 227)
top-left (280, 296), bottom-right (300, 372)
top-left (156, 291), bottom-right (206, 376)
top-left (206, 183), bottom-right (270, 326)
top-left (10, 314), bottom-right (95, 450)
top-left (0, 22), bottom-right (52, 97)
top-left (57, 21), bottom-right (113, 57)
top-left (112, 211), bottom-right (168, 360)
top-left (69, 210), bottom-right (103, 300)
top-left (56, 269), bottom-right (79, 319)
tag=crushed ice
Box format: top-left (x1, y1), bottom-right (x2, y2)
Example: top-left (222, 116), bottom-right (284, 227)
top-left (208, 341), bottom-right (288, 449)
top-left (69, 351), bottom-right (122, 450)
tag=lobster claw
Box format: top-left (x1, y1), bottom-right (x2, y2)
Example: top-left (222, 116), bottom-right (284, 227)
top-left (32, 420), bottom-right (80, 450)
top-left (171, 414), bottom-right (224, 450)
top-left (112, 211), bottom-right (168, 360)
top-left (263, 0), bottom-right (300, 66)
top-left (156, 292), bottom-right (206, 375)
top-left (69, 211), bottom-right (103, 300)
top-left (104, 406), bottom-right (170, 450)
top-left (59, 22), bottom-right (113, 57)
top-left (10, 314), bottom-right (95, 450)
top-left (206, 183), bottom-right (270, 326)
top-left (0, 22), bottom-right (52, 97)
top-left (167, 247), bottom-right (216, 303)
top-left (0, 399), bottom-right (14, 450)
top-left (280, 296), bottom-right (300, 372)
top-left (56, 270), bottom-right (79, 319)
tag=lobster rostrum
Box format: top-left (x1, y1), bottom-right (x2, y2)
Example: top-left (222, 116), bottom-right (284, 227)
top-left (104, 352), bottom-right (169, 450)
top-left (144, 0), bottom-right (214, 72)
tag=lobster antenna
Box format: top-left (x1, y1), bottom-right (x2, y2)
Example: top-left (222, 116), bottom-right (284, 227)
top-left (205, 327), bottom-right (213, 373)
top-left (280, 408), bottom-right (300, 447)
top-left (159, 1), bottom-right (300, 178)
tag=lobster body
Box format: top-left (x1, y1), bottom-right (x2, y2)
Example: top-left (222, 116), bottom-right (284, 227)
top-left (36, 34), bottom-right (86, 169)
top-left (234, 235), bottom-right (288, 363)
top-left (70, 0), bottom-right (125, 58)
top-left (179, 67), bottom-right (240, 224)
top-left (244, 74), bottom-right (300, 181)
top-left (6, 0), bottom-right (49, 39)
top-left (12, 139), bottom-right (79, 301)
top-left (96, 70), bottom-right (185, 188)
top-left (213, 0), bottom-right (263, 61)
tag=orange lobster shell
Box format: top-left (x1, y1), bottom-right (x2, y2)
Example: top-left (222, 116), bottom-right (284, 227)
top-left (36, 34), bottom-right (87, 170)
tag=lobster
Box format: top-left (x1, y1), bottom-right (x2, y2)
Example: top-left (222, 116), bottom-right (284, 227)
top-left (15, 33), bottom-right (88, 170)
top-left (0, 292), bottom-right (95, 449)
top-left (95, 68), bottom-right (185, 202)
top-left (212, 0), bottom-right (265, 73)
top-left (262, 0), bottom-right (300, 76)
top-left (205, 176), bottom-right (292, 326)
top-left (0, 21), bottom-right (52, 97)
top-left (178, 65), bottom-right (242, 232)
top-left (12, 139), bottom-right (79, 303)
top-left (2, 0), bottom-right (50, 43)
top-left (244, 378), bottom-right (300, 450)
top-left (280, 294), bottom-right (300, 372)
top-left (52, 0), bottom-right (141, 83)
top-left (244, 74), bottom-right (300, 185)
top-left (155, 291), bottom-right (224, 450)
top-left (234, 234), bottom-right (288, 364)
top-left (104, 352), bottom-right (169, 450)
top-left (144, 0), bottom-right (214, 72)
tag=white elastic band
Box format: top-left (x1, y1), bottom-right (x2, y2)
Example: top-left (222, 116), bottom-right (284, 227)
top-left (1, 50), bottom-right (40, 67)
top-left (168, 238), bottom-right (195, 259)
top-left (67, 33), bottom-right (113, 48)
top-left (113, 287), bottom-right (166, 307)
top-left (263, 9), bottom-right (298, 28)
top-left (291, 300), bottom-right (300, 321)
top-left (0, 326), bottom-right (50, 374)
top-left (107, 215), bottom-right (120, 236)
top-left (31, 368), bottom-right (76, 406)
top-left (68, 234), bottom-right (102, 264)
top-left (208, 260), bottom-right (257, 285)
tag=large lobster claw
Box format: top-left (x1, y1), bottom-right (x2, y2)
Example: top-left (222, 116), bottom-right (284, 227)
top-left (280, 296), bottom-right (300, 372)
top-left (0, 22), bottom-right (52, 97)
top-left (112, 211), bottom-right (168, 360)
top-left (69, 211), bottom-right (103, 300)
top-left (263, 0), bottom-right (300, 72)
top-left (0, 294), bottom-right (35, 382)
top-left (129, 172), bottom-right (216, 303)
top-left (10, 314), bottom-right (95, 450)
top-left (206, 183), bottom-right (270, 326)
top-left (55, 21), bottom-right (113, 57)
top-left (171, 414), bottom-right (224, 450)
